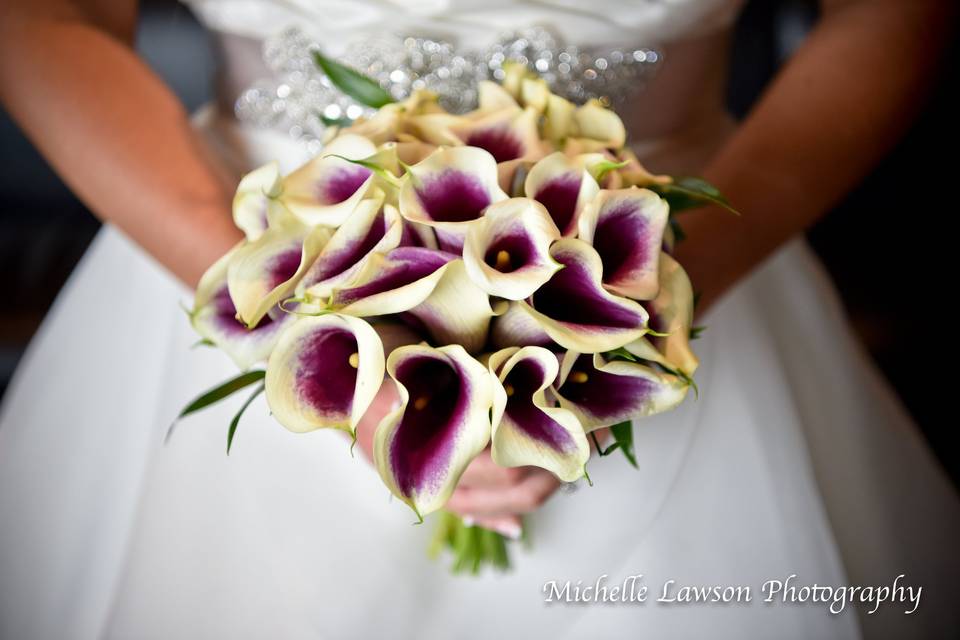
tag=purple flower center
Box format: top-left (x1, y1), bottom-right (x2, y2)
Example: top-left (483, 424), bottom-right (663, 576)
top-left (592, 202), bottom-right (649, 281)
top-left (268, 247), bottom-right (302, 289)
top-left (531, 251), bottom-right (642, 328)
top-left (504, 359), bottom-right (574, 452)
top-left (534, 175), bottom-right (581, 234)
top-left (559, 354), bottom-right (653, 420)
top-left (466, 127), bottom-right (524, 163)
top-left (321, 166), bottom-right (372, 204)
top-left (483, 233), bottom-right (536, 273)
top-left (390, 356), bottom-right (467, 496)
top-left (333, 248), bottom-right (454, 305)
top-left (305, 212), bottom-right (387, 286)
top-left (416, 170), bottom-right (491, 223)
top-left (295, 328), bottom-right (359, 417)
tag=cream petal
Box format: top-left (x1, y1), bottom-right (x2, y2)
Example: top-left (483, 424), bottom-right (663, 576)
top-left (373, 344), bottom-right (493, 518)
top-left (524, 152), bottom-right (600, 236)
top-left (281, 134), bottom-right (379, 226)
top-left (489, 347), bottom-right (589, 482)
top-left (489, 301), bottom-right (553, 350)
top-left (406, 260), bottom-right (493, 354)
top-left (265, 314), bottom-right (385, 434)
top-left (398, 146), bottom-right (508, 249)
top-left (296, 195), bottom-right (403, 299)
top-left (543, 93), bottom-right (575, 145)
top-left (625, 253), bottom-right (699, 376)
top-left (578, 188), bottom-right (669, 300)
top-left (573, 99), bottom-right (627, 149)
top-left (227, 224), bottom-right (331, 328)
top-left (191, 242), bottom-right (294, 368)
top-left (462, 197), bottom-right (561, 300)
top-left (232, 161), bottom-right (284, 240)
top-left (520, 238), bottom-right (648, 353)
top-left (327, 247), bottom-right (456, 317)
top-left (554, 351), bottom-right (689, 431)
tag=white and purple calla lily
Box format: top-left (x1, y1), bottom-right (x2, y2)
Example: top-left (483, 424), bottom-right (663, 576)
top-left (520, 238), bottom-right (649, 353)
top-left (232, 161), bottom-right (286, 241)
top-left (578, 188), bottom-right (669, 300)
top-left (449, 107), bottom-right (547, 164)
top-left (265, 314), bottom-right (385, 435)
top-left (227, 223), bottom-right (331, 328)
top-left (462, 198), bottom-right (561, 300)
top-left (553, 351), bottom-right (689, 431)
top-left (327, 246), bottom-right (456, 317)
top-left (398, 146), bottom-right (508, 252)
top-left (373, 344), bottom-right (494, 518)
top-left (296, 194), bottom-right (403, 299)
top-left (570, 99), bottom-right (627, 151)
top-left (524, 152), bottom-right (600, 236)
top-left (403, 259), bottom-right (495, 354)
top-left (623, 253), bottom-right (700, 376)
top-left (281, 134), bottom-right (379, 227)
top-left (489, 347), bottom-right (589, 482)
top-left (489, 300), bottom-right (553, 349)
top-left (190, 242), bottom-right (295, 369)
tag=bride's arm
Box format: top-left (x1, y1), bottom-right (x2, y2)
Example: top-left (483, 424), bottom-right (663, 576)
top-left (0, 0), bottom-right (242, 287)
top-left (674, 0), bottom-right (955, 314)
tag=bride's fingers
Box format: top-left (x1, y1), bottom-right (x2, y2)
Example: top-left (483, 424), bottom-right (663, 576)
top-left (447, 469), bottom-right (560, 517)
top-left (457, 450), bottom-right (530, 489)
top-left (467, 514), bottom-right (524, 540)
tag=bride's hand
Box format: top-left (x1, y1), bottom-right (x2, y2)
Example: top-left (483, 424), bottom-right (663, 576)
top-left (352, 379), bottom-right (561, 539)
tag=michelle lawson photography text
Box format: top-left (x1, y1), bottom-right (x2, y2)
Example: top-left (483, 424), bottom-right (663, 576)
top-left (542, 574), bottom-right (922, 616)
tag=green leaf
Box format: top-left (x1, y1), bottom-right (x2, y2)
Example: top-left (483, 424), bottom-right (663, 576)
top-left (605, 346), bottom-right (639, 363)
top-left (323, 154), bottom-right (403, 188)
top-left (191, 338), bottom-right (215, 349)
top-left (652, 176), bottom-right (739, 215)
top-left (318, 112), bottom-right (354, 128)
top-left (690, 325), bottom-right (707, 340)
top-left (227, 383), bottom-right (264, 455)
top-left (311, 51), bottom-right (395, 108)
top-left (610, 421), bottom-right (638, 468)
top-left (177, 370), bottom-right (266, 419)
top-left (589, 159), bottom-right (628, 183)
top-left (669, 216), bottom-right (687, 243)
top-left (589, 430), bottom-right (622, 456)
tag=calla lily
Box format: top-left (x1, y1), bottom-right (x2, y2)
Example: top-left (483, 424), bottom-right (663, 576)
top-left (462, 198), bottom-right (561, 300)
top-left (553, 351), bottom-right (689, 431)
top-left (227, 223), bottom-right (331, 328)
top-left (543, 93), bottom-right (576, 146)
top-left (296, 195), bottom-right (403, 299)
top-left (398, 146), bottom-right (508, 252)
top-left (615, 148), bottom-right (672, 187)
top-left (623, 253), bottom-right (699, 376)
top-left (489, 300), bottom-right (553, 349)
top-left (327, 246), bottom-right (456, 317)
top-left (374, 344), bottom-right (494, 518)
top-left (520, 238), bottom-right (648, 353)
top-left (281, 134), bottom-right (379, 226)
top-left (571, 99), bottom-right (627, 150)
top-left (342, 104), bottom-right (405, 145)
top-left (524, 152), bottom-right (600, 236)
top-left (404, 259), bottom-right (494, 354)
top-left (489, 347), bottom-right (589, 482)
top-left (190, 242), bottom-right (295, 369)
top-left (265, 314), bottom-right (385, 434)
top-left (232, 161), bottom-right (288, 241)
top-left (450, 107), bottom-right (547, 164)
top-left (578, 188), bottom-right (669, 300)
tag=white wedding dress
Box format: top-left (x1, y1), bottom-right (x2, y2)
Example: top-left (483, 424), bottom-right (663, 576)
top-left (1, 1), bottom-right (958, 639)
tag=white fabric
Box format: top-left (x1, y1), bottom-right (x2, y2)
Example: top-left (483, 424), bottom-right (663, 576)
top-left (2, 2), bottom-right (959, 639)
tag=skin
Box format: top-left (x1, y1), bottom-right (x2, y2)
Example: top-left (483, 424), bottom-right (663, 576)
top-left (0, 0), bottom-right (954, 538)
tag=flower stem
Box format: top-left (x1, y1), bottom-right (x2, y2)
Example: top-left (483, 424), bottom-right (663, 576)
top-left (429, 511), bottom-right (515, 574)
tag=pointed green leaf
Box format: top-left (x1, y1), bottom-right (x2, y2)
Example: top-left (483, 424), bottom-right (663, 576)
top-left (318, 111), bottom-right (355, 128)
top-left (312, 51), bottom-right (395, 108)
top-left (178, 370), bottom-right (266, 419)
top-left (227, 383), bottom-right (264, 455)
top-left (610, 421), bottom-right (638, 468)
top-left (652, 177), bottom-right (739, 215)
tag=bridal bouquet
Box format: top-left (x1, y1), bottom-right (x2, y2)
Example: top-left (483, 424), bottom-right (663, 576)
top-left (177, 58), bottom-right (731, 572)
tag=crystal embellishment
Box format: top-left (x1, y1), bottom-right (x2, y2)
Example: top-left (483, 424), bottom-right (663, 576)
top-left (235, 26), bottom-right (662, 151)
